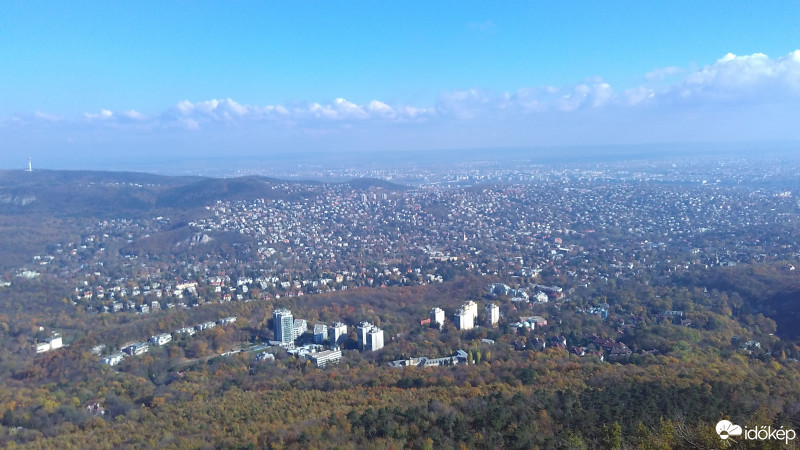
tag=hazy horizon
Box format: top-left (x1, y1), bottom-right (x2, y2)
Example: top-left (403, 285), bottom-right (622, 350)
top-left (3, 140), bottom-right (799, 177)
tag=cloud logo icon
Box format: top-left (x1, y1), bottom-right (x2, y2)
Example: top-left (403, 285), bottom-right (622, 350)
top-left (716, 420), bottom-right (743, 440)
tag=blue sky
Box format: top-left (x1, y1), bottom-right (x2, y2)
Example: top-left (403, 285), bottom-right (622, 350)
top-left (1, 1), bottom-right (799, 170)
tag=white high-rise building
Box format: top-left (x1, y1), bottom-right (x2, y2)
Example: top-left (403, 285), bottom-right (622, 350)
top-left (486, 303), bottom-right (499, 327)
top-left (328, 322), bottom-right (348, 347)
top-left (454, 308), bottom-right (474, 330)
top-left (273, 308), bottom-right (294, 344)
top-left (430, 307), bottom-right (445, 328)
top-left (313, 324), bottom-right (328, 344)
top-left (454, 301), bottom-right (479, 330)
top-left (366, 327), bottom-right (384, 351)
top-left (293, 319), bottom-right (308, 340)
top-left (357, 321), bottom-right (372, 350)
top-left (357, 321), bottom-right (384, 351)
top-left (463, 301), bottom-right (478, 323)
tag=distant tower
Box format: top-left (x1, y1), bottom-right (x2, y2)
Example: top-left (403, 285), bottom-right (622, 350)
top-left (27, 156), bottom-right (33, 172)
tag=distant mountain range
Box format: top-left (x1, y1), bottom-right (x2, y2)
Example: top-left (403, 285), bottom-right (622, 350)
top-left (0, 170), bottom-right (408, 217)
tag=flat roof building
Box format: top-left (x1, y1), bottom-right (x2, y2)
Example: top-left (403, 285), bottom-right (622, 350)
top-left (430, 307), bottom-right (445, 328)
top-left (329, 322), bottom-right (348, 348)
top-left (310, 349), bottom-right (342, 368)
top-left (313, 323), bottom-right (328, 344)
top-left (273, 308), bottom-right (294, 344)
top-left (357, 321), bottom-right (384, 351)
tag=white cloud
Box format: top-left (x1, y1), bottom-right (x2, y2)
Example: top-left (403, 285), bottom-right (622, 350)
top-left (436, 89), bottom-right (493, 119)
top-left (623, 86), bottom-right (655, 106)
top-left (179, 118), bottom-right (200, 130)
top-left (544, 82), bottom-right (615, 112)
top-left (84, 109), bottom-right (113, 120)
top-left (645, 66), bottom-right (684, 81)
top-left (151, 96), bottom-right (434, 130)
top-left (367, 100), bottom-right (394, 117)
top-left (34, 111), bottom-right (61, 122)
top-left (9, 50), bottom-right (800, 141)
top-left (673, 50), bottom-right (800, 102)
top-left (122, 110), bottom-right (146, 120)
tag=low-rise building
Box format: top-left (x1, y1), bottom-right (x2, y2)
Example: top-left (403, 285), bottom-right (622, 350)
top-left (100, 352), bottom-right (125, 366)
top-left (123, 342), bottom-right (149, 356)
top-left (35, 335), bottom-right (63, 354)
top-left (149, 333), bottom-right (172, 346)
top-left (388, 350), bottom-right (469, 368)
top-left (253, 352), bottom-right (275, 363)
top-left (195, 321), bottom-right (216, 331)
top-left (310, 349), bottom-right (342, 368)
top-left (218, 316), bottom-right (237, 326)
top-left (174, 326), bottom-right (196, 336)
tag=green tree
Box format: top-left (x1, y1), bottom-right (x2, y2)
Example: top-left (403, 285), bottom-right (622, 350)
top-left (601, 422), bottom-right (622, 450)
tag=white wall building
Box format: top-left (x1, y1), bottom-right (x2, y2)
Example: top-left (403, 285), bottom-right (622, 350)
top-left (123, 342), bottom-right (149, 356)
top-left (149, 333), bottom-right (172, 346)
top-left (328, 322), bottom-right (348, 347)
top-left (357, 321), bottom-right (384, 351)
top-left (310, 349), bottom-right (342, 367)
top-left (454, 301), bottom-right (479, 330)
top-left (36, 335), bottom-right (63, 354)
top-left (218, 316), bottom-right (237, 326)
top-left (454, 308), bottom-right (474, 330)
top-left (273, 308), bottom-right (294, 344)
top-left (463, 301), bottom-right (478, 323)
top-left (313, 324), bottom-right (328, 344)
top-left (366, 328), bottom-right (384, 351)
top-left (100, 352), bottom-right (125, 366)
top-left (430, 307), bottom-right (445, 328)
top-left (293, 319), bottom-right (308, 340)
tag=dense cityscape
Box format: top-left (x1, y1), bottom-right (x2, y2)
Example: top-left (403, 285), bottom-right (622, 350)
top-left (0, 155), bottom-right (799, 447)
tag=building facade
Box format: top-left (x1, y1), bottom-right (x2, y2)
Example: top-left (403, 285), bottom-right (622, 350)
top-left (357, 321), bottom-right (384, 351)
top-left (313, 323), bottom-right (328, 344)
top-left (293, 319), bottom-right (308, 340)
top-left (454, 301), bottom-right (479, 330)
top-left (485, 303), bottom-right (499, 326)
top-left (273, 308), bottom-right (294, 344)
top-left (310, 349), bottom-right (342, 367)
top-left (430, 307), bottom-right (445, 328)
top-left (328, 322), bottom-right (348, 347)
top-left (366, 327), bottom-right (384, 351)
top-left (149, 333), bottom-right (172, 346)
